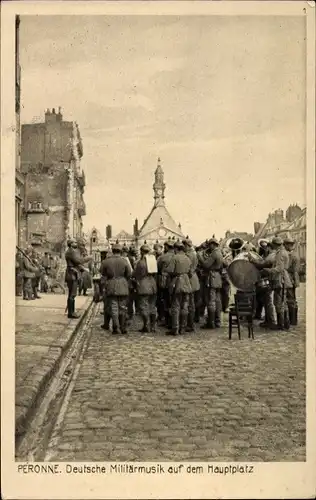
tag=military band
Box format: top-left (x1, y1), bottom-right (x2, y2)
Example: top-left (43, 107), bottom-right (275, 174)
top-left (63, 233), bottom-right (302, 337)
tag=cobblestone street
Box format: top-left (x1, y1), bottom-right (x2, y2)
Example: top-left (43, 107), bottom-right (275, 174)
top-left (45, 285), bottom-right (306, 462)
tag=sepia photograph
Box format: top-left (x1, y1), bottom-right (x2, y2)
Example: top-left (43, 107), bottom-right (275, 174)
top-left (1, 1), bottom-right (315, 499)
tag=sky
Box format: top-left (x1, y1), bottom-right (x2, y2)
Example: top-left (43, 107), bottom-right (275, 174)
top-left (19, 15), bottom-right (306, 243)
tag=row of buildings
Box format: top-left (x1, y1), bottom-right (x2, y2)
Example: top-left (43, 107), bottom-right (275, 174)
top-left (15, 17), bottom-right (86, 256)
top-left (253, 204), bottom-right (307, 260)
top-left (220, 205), bottom-right (306, 261)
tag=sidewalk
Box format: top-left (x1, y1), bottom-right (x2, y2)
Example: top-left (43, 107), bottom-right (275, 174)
top-left (15, 292), bottom-right (93, 437)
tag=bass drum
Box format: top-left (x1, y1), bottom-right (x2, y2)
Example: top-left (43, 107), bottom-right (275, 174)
top-left (227, 251), bottom-right (262, 291)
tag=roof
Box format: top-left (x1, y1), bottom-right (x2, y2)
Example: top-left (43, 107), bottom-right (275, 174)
top-left (287, 207), bottom-right (306, 231)
top-left (114, 230), bottom-right (134, 240)
top-left (138, 204), bottom-right (184, 238)
top-left (252, 207), bottom-right (307, 243)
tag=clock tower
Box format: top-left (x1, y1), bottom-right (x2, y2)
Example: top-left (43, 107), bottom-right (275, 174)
top-left (153, 157), bottom-right (166, 207)
top-left (136, 157), bottom-right (185, 247)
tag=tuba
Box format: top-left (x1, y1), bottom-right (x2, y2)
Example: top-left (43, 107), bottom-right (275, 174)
top-left (227, 237), bottom-right (245, 252)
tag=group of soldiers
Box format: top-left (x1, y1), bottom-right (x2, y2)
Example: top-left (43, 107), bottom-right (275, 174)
top-left (15, 247), bottom-right (59, 299)
top-left (64, 234), bottom-right (300, 336)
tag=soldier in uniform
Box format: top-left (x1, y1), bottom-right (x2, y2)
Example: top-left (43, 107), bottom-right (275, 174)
top-left (165, 240), bottom-right (192, 336)
top-left (157, 239), bottom-right (175, 328)
top-left (221, 248), bottom-right (232, 313)
top-left (284, 237), bottom-right (300, 326)
top-left (65, 238), bottom-right (92, 319)
top-left (254, 239), bottom-right (271, 320)
top-left (22, 246), bottom-right (39, 300)
top-left (133, 244), bottom-right (157, 333)
top-left (249, 236), bottom-right (292, 330)
top-left (153, 243), bottom-right (164, 323)
top-left (195, 240), bottom-right (210, 322)
top-left (99, 249), bottom-right (112, 330)
top-left (31, 248), bottom-right (43, 299)
top-left (197, 238), bottom-right (223, 329)
top-left (100, 243), bottom-right (131, 334)
top-left (127, 246), bottom-right (138, 320)
top-left (183, 238), bottom-right (200, 332)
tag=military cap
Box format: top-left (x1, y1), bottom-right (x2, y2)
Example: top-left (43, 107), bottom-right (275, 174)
top-left (112, 243), bottom-right (122, 252)
top-left (153, 243), bottom-right (163, 251)
top-left (140, 244), bottom-right (151, 253)
top-left (208, 238), bottom-right (219, 246)
top-left (272, 236), bottom-right (283, 246)
top-left (174, 240), bottom-right (185, 250)
top-left (165, 240), bottom-right (174, 248)
top-left (284, 236), bottom-right (295, 245)
top-left (183, 238), bottom-right (193, 247)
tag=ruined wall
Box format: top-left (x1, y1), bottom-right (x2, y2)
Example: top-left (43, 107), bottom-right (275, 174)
top-left (22, 164), bottom-right (69, 252)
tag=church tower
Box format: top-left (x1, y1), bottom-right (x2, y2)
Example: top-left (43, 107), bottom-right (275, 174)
top-left (153, 157), bottom-right (166, 207)
top-left (136, 157), bottom-right (185, 247)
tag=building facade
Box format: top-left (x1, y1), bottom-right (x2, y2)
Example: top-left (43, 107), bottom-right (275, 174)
top-left (135, 158), bottom-right (185, 247)
top-left (20, 108), bottom-right (86, 255)
top-left (88, 158), bottom-right (185, 259)
top-left (15, 15), bottom-right (25, 247)
top-left (253, 205), bottom-right (306, 260)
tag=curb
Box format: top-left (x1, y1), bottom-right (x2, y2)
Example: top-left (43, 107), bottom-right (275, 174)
top-left (15, 296), bottom-right (94, 439)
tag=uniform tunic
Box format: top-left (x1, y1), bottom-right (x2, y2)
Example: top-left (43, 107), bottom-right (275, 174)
top-left (157, 250), bottom-right (175, 321)
top-left (254, 246), bottom-right (292, 320)
top-left (185, 248), bottom-right (200, 321)
top-left (100, 255), bottom-right (131, 331)
top-left (22, 256), bottom-right (38, 299)
top-left (133, 257), bottom-right (157, 319)
top-left (166, 251), bottom-right (192, 333)
top-left (65, 247), bottom-right (85, 298)
top-left (197, 248), bottom-right (223, 323)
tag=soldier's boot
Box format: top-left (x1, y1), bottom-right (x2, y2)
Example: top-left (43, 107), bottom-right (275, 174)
top-left (215, 310), bottom-right (221, 328)
top-left (202, 310), bottom-right (215, 329)
top-left (276, 312), bottom-right (285, 330)
top-left (255, 303), bottom-right (263, 320)
top-left (150, 314), bottom-right (157, 333)
top-left (101, 313), bottom-right (111, 330)
top-left (164, 311), bottom-right (170, 328)
top-left (289, 306), bottom-right (298, 326)
top-left (179, 313), bottom-right (188, 334)
top-left (186, 312), bottom-right (195, 332)
top-left (293, 307), bottom-right (298, 326)
top-left (119, 314), bottom-right (127, 334)
top-left (284, 310), bottom-right (290, 331)
top-left (139, 315), bottom-right (150, 333)
top-left (112, 316), bottom-right (120, 335)
top-left (68, 298), bottom-right (80, 319)
top-left (194, 310), bottom-right (200, 323)
top-left (222, 293), bottom-right (230, 313)
top-left (166, 314), bottom-right (179, 336)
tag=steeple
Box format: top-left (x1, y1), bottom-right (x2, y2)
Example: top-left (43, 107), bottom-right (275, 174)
top-left (153, 157), bottom-right (166, 207)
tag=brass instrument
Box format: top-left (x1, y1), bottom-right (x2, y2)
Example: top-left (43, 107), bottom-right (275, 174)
top-left (226, 237), bottom-right (245, 252)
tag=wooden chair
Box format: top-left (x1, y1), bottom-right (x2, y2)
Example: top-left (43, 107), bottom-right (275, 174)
top-left (228, 291), bottom-right (256, 340)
